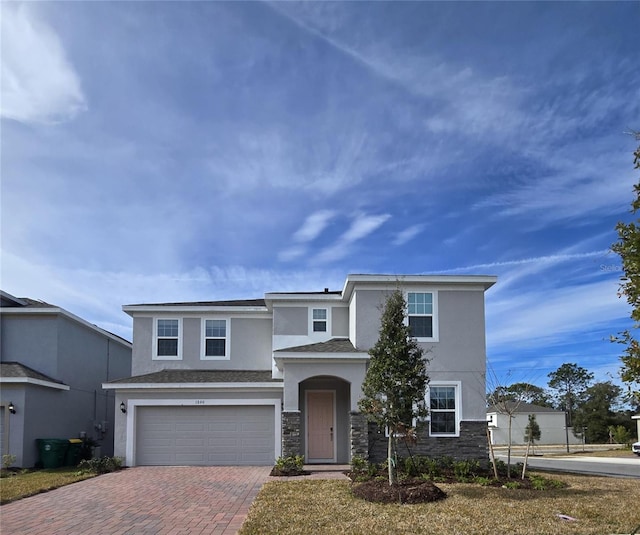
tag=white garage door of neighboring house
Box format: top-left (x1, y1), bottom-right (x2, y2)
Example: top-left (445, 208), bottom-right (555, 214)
top-left (136, 406), bottom-right (275, 466)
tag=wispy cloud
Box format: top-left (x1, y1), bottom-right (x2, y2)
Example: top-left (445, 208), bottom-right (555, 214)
top-left (486, 278), bottom-right (628, 351)
top-left (438, 250), bottom-right (611, 275)
top-left (293, 210), bottom-right (336, 242)
top-left (279, 210), bottom-right (336, 262)
top-left (1, 3), bottom-right (87, 124)
top-left (315, 213), bottom-right (391, 263)
top-left (393, 224), bottom-right (425, 246)
top-left (1, 249), bottom-right (348, 339)
top-left (474, 149), bottom-right (637, 223)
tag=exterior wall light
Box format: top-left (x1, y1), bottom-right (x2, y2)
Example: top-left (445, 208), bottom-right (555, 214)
top-left (8, 402), bottom-right (16, 414)
top-left (120, 402), bottom-right (126, 414)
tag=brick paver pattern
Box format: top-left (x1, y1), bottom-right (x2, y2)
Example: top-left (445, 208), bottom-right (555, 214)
top-left (0, 466), bottom-right (271, 535)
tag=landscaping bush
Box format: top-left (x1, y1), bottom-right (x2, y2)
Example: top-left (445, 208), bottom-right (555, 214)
top-left (76, 456), bottom-right (123, 475)
top-left (350, 455), bottom-right (379, 481)
top-left (453, 460), bottom-right (480, 482)
top-left (271, 455), bottom-right (307, 476)
top-left (348, 455), bottom-right (565, 494)
top-left (528, 474), bottom-right (567, 491)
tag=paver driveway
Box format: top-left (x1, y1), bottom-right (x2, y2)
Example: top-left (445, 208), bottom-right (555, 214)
top-left (0, 466), bottom-right (271, 535)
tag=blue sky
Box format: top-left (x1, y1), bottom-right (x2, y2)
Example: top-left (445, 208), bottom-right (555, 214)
top-left (2, 1), bottom-right (639, 391)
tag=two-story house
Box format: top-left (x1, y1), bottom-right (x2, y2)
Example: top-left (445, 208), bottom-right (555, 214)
top-left (1, 291), bottom-right (132, 468)
top-left (105, 274), bottom-right (496, 467)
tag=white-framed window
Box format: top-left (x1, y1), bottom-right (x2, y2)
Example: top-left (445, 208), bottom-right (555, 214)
top-left (407, 291), bottom-right (438, 341)
top-left (201, 318), bottom-right (229, 359)
top-left (154, 318), bottom-right (182, 360)
top-left (428, 383), bottom-right (460, 436)
top-left (311, 308), bottom-right (328, 333)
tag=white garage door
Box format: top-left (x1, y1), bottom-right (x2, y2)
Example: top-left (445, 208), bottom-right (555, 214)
top-left (136, 405), bottom-right (275, 466)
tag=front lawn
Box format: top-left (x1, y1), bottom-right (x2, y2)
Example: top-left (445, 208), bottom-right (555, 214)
top-left (0, 468), bottom-right (96, 504)
top-left (240, 473), bottom-right (640, 535)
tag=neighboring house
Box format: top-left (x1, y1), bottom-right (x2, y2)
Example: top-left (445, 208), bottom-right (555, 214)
top-left (0, 291), bottom-right (132, 467)
top-left (487, 401), bottom-right (582, 446)
top-left (104, 274), bottom-right (496, 467)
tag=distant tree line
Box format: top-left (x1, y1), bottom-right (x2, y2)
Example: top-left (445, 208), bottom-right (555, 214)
top-left (487, 362), bottom-right (639, 444)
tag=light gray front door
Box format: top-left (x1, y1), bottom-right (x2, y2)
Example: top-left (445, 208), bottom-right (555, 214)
top-left (136, 405), bottom-right (274, 466)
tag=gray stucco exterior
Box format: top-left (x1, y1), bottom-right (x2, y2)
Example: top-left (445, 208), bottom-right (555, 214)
top-left (108, 274), bottom-right (496, 467)
top-left (0, 293), bottom-right (132, 468)
top-left (131, 315), bottom-right (272, 375)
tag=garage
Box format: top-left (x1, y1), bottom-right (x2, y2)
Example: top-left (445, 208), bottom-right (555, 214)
top-left (135, 405), bottom-right (275, 466)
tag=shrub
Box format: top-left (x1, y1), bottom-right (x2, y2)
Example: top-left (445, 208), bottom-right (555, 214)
top-left (416, 457), bottom-right (441, 480)
top-left (272, 455), bottom-right (305, 476)
top-left (609, 425), bottom-right (632, 446)
top-left (77, 456), bottom-right (123, 475)
top-left (2, 454), bottom-right (17, 470)
top-left (528, 474), bottom-right (566, 490)
top-left (350, 455), bottom-right (379, 480)
top-left (453, 460), bottom-right (480, 482)
top-left (350, 455), bottom-right (368, 473)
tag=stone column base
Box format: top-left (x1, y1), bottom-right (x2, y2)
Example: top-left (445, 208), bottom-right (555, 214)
top-left (282, 411), bottom-right (301, 458)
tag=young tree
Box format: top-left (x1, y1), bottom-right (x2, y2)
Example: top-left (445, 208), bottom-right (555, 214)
top-left (524, 414), bottom-right (541, 450)
top-left (521, 414), bottom-right (541, 479)
top-left (358, 290), bottom-right (430, 486)
top-left (548, 363), bottom-right (593, 451)
top-left (611, 133), bottom-right (640, 402)
top-left (487, 373), bottom-right (544, 478)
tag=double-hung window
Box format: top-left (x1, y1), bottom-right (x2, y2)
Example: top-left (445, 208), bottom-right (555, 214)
top-left (202, 318), bottom-right (229, 359)
top-left (407, 292), bottom-right (436, 340)
top-left (429, 385), bottom-right (458, 435)
top-left (312, 308), bottom-right (328, 332)
top-left (155, 319), bottom-right (181, 359)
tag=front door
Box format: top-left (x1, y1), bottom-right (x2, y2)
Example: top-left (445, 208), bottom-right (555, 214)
top-left (306, 390), bottom-right (335, 462)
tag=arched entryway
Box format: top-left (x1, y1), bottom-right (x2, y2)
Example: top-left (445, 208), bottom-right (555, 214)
top-left (300, 376), bottom-right (350, 463)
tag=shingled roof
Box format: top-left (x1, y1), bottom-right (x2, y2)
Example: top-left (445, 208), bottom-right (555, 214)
top-left (0, 362), bottom-right (66, 385)
top-left (108, 369), bottom-right (282, 384)
top-left (275, 338), bottom-right (361, 353)
top-left (125, 299), bottom-right (266, 307)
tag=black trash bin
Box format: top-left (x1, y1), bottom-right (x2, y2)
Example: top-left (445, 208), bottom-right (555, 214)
top-left (65, 439), bottom-right (83, 466)
top-left (37, 439), bottom-right (69, 469)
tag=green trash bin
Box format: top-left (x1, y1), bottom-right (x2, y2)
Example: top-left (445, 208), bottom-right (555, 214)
top-left (37, 439), bottom-right (69, 469)
top-left (65, 439), bottom-right (83, 466)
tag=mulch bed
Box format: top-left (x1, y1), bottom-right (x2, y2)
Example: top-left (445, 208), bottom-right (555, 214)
top-left (351, 478), bottom-right (447, 504)
top-left (269, 467), bottom-right (310, 477)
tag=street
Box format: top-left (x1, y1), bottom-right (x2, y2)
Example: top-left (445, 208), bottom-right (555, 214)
top-left (496, 453), bottom-right (640, 478)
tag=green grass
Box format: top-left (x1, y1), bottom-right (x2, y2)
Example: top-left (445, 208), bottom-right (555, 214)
top-left (239, 473), bottom-right (640, 535)
top-left (0, 468), bottom-right (96, 504)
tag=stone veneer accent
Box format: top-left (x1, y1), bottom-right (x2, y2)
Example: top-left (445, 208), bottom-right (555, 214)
top-left (368, 421), bottom-right (488, 465)
top-left (349, 411), bottom-right (369, 460)
top-left (281, 411), bottom-right (302, 458)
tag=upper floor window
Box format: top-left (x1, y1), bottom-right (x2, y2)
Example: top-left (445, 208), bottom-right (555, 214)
top-left (202, 318), bottom-right (229, 359)
top-left (429, 385), bottom-right (458, 436)
top-left (155, 319), bottom-right (181, 360)
top-left (312, 308), bottom-right (327, 332)
top-left (407, 292), bottom-right (436, 340)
